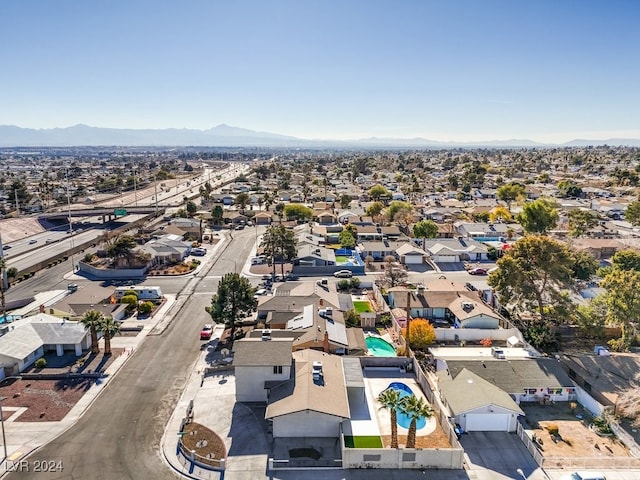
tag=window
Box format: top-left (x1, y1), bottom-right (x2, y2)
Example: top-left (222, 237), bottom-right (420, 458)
top-left (273, 365), bottom-right (283, 375)
top-left (525, 388), bottom-right (537, 395)
top-left (547, 388), bottom-right (563, 395)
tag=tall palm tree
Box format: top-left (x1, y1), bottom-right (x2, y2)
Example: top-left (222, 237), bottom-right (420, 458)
top-left (400, 395), bottom-right (434, 448)
top-left (80, 310), bottom-right (103, 354)
top-left (377, 388), bottom-right (403, 448)
top-left (101, 317), bottom-right (121, 355)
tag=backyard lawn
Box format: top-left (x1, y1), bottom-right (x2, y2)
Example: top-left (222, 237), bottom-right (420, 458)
top-left (344, 436), bottom-right (383, 448)
top-left (353, 301), bottom-right (373, 313)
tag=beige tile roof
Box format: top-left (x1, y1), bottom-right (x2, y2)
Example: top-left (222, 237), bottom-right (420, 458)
top-left (266, 349), bottom-right (350, 419)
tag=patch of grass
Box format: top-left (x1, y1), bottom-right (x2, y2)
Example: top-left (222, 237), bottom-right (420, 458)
top-left (335, 255), bottom-right (349, 263)
top-left (344, 436), bottom-right (383, 448)
top-left (353, 301), bottom-right (373, 313)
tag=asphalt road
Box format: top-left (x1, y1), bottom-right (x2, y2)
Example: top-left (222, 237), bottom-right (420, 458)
top-left (4, 231), bottom-right (256, 480)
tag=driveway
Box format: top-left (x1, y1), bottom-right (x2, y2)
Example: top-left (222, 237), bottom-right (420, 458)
top-left (459, 431), bottom-right (542, 480)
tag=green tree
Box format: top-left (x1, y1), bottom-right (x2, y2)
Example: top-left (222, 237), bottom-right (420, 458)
top-left (399, 395), bottom-right (434, 448)
top-left (261, 224), bottom-right (298, 278)
top-left (488, 235), bottom-right (576, 348)
top-left (344, 309), bottom-right (361, 327)
top-left (339, 229), bottom-right (356, 249)
top-left (211, 205), bottom-right (224, 226)
top-left (100, 316), bottom-right (121, 355)
top-left (557, 180), bottom-right (583, 198)
top-left (515, 198), bottom-right (559, 234)
top-left (80, 310), bottom-right (103, 354)
top-left (107, 235), bottom-right (138, 265)
top-left (339, 194), bottom-right (352, 209)
top-left (496, 182), bottom-right (525, 211)
top-left (599, 270), bottom-right (640, 351)
top-left (611, 250), bottom-right (640, 272)
top-left (386, 200), bottom-right (412, 223)
top-left (186, 200), bottom-right (197, 217)
top-left (234, 192), bottom-right (250, 213)
top-left (205, 272), bottom-right (257, 343)
top-left (571, 250), bottom-right (599, 280)
top-left (365, 201), bottom-right (385, 219)
top-left (567, 209), bottom-right (598, 237)
top-left (368, 184), bottom-right (390, 201)
top-left (625, 200), bottom-right (640, 226)
top-left (377, 388), bottom-right (403, 448)
top-left (283, 204), bottom-right (313, 221)
top-left (412, 220), bottom-right (438, 240)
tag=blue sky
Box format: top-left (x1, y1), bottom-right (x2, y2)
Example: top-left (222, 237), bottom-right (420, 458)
top-left (1, 0), bottom-right (639, 143)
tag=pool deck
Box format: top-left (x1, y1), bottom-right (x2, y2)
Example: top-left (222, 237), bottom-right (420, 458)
top-left (343, 370), bottom-right (437, 438)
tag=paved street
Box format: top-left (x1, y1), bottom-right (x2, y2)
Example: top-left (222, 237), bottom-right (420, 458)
top-left (2, 229), bottom-right (256, 480)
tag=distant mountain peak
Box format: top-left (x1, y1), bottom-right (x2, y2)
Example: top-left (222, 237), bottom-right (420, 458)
top-left (0, 124), bottom-right (639, 148)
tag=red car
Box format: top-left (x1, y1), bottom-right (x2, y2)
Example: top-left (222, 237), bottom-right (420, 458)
top-left (200, 324), bottom-right (214, 340)
top-left (468, 267), bottom-right (487, 275)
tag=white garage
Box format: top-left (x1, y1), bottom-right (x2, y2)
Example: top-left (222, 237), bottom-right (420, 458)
top-left (439, 369), bottom-right (524, 433)
top-left (396, 243), bottom-right (428, 265)
top-left (458, 408), bottom-right (517, 432)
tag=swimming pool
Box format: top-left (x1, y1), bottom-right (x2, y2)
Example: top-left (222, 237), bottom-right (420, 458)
top-left (365, 336), bottom-right (397, 357)
top-left (385, 382), bottom-right (427, 430)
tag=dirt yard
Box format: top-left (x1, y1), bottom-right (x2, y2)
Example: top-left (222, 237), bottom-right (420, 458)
top-left (0, 350), bottom-right (121, 422)
top-left (381, 416), bottom-right (452, 449)
top-left (521, 403), bottom-right (630, 461)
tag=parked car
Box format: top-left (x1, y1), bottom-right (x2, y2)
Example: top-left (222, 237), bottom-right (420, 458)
top-left (200, 324), bottom-right (214, 340)
top-left (468, 267), bottom-right (487, 275)
top-left (334, 269), bottom-right (353, 278)
top-left (192, 247), bottom-right (207, 256)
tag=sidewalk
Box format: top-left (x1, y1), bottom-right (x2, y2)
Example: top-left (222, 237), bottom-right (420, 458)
top-left (0, 231), bottom-right (231, 475)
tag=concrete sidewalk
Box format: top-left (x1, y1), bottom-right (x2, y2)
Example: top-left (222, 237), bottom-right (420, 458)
top-left (0, 232), bottom-right (230, 476)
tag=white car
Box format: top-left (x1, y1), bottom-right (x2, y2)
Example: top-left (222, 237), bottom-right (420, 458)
top-left (333, 269), bottom-right (353, 278)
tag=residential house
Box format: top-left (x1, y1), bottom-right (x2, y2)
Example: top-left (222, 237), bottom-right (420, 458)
top-left (265, 349), bottom-right (350, 437)
top-left (233, 336), bottom-right (293, 402)
top-left (0, 313), bottom-right (91, 379)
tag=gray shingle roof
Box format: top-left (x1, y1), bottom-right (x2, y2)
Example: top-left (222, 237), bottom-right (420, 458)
top-left (233, 338), bottom-right (293, 367)
top-left (444, 358), bottom-right (573, 393)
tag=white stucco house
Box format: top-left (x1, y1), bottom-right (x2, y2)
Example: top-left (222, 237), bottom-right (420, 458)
top-left (233, 336), bottom-right (293, 402)
top-left (0, 313), bottom-right (91, 379)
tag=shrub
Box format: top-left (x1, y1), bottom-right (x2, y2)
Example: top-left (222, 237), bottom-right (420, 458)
top-left (35, 358), bottom-right (47, 368)
top-left (120, 294), bottom-right (138, 306)
top-left (123, 289), bottom-right (139, 299)
top-left (480, 337), bottom-right (493, 347)
top-left (138, 301), bottom-right (154, 315)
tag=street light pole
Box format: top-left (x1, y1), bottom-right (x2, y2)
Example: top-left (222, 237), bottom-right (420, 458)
top-left (516, 468), bottom-right (527, 479)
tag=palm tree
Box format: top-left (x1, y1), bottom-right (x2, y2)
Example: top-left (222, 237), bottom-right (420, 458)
top-left (377, 388), bottom-right (403, 448)
top-left (400, 394), bottom-right (434, 448)
top-left (80, 310), bottom-right (103, 354)
top-left (101, 316), bottom-right (121, 355)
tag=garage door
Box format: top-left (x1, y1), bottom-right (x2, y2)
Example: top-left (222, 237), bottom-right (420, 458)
top-left (404, 255), bottom-right (423, 264)
top-left (465, 414), bottom-right (511, 432)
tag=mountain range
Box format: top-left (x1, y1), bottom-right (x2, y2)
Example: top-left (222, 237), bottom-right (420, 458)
top-left (1, 124), bottom-right (639, 148)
